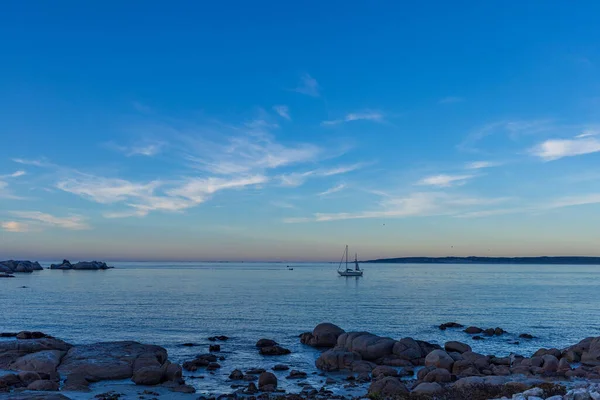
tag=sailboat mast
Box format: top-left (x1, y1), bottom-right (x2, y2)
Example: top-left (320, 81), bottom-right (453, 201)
top-left (345, 245), bottom-right (348, 270)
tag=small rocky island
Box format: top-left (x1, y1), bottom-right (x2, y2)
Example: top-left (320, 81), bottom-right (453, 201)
top-left (49, 260), bottom-right (113, 270)
top-left (0, 260), bottom-right (43, 273)
top-left (0, 259), bottom-right (113, 274)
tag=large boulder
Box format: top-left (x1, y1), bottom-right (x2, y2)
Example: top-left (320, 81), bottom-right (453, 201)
top-left (392, 337), bottom-right (423, 362)
top-left (300, 323), bottom-right (345, 348)
top-left (445, 341), bottom-right (472, 354)
top-left (258, 371), bottom-right (277, 391)
top-left (423, 367), bottom-right (452, 383)
top-left (581, 337), bottom-right (600, 366)
top-left (27, 379), bottom-right (60, 391)
top-left (425, 349), bottom-right (454, 371)
top-left (0, 338), bottom-right (71, 369)
top-left (315, 349), bottom-right (361, 371)
top-left (368, 376), bottom-right (409, 397)
top-left (336, 332), bottom-right (396, 361)
top-left (58, 341), bottom-right (168, 389)
top-left (412, 382), bottom-right (443, 395)
top-left (8, 349), bottom-right (65, 377)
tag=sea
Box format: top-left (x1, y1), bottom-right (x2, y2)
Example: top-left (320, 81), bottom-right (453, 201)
top-left (2, 262), bottom-right (599, 394)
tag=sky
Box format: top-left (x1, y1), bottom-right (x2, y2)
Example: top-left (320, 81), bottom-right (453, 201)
top-left (1, 1), bottom-right (600, 261)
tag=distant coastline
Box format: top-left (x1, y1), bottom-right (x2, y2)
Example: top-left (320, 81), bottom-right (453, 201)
top-left (363, 256), bottom-right (600, 265)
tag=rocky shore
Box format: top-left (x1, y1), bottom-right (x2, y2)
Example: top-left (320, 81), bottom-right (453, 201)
top-left (0, 260), bottom-right (113, 273)
top-left (2, 322), bottom-right (600, 400)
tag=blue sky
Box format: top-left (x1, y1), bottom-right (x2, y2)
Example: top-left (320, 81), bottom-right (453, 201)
top-left (1, 1), bottom-right (600, 261)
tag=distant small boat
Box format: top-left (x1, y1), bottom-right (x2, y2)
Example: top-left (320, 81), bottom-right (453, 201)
top-left (287, 266), bottom-right (294, 270)
top-left (337, 245), bottom-right (363, 277)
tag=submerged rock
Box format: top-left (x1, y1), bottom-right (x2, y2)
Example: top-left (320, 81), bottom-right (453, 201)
top-left (439, 322), bottom-right (464, 330)
top-left (259, 345), bottom-right (291, 356)
top-left (256, 339), bottom-right (278, 348)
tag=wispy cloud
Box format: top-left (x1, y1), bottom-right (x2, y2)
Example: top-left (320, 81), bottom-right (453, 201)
top-left (106, 140), bottom-right (166, 157)
top-left (417, 174), bottom-right (475, 187)
top-left (57, 172), bottom-right (267, 218)
top-left (294, 73), bottom-right (320, 97)
top-left (12, 158), bottom-right (55, 168)
top-left (57, 176), bottom-right (160, 204)
top-left (184, 129), bottom-right (321, 176)
top-left (270, 201), bottom-right (296, 209)
top-left (439, 96), bottom-right (464, 104)
top-left (318, 183), bottom-right (346, 196)
top-left (132, 101), bottom-right (152, 113)
top-left (530, 136), bottom-right (600, 161)
top-left (273, 105), bottom-right (290, 120)
top-left (11, 211), bottom-right (90, 230)
top-left (575, 129), bottom-right (599, 138)
top-left (322, 111), bottom-right (384, 126)
top-left (465, 161), bottom-right (502, 170)
top-left (547, 193), bottom-right (600, 209)
top-left (0, 170), bottom-right (27, 199)
top-left (1, 221), bottom-right (28, 232)
top-left (458, 119), bottom-right (555, 153)
top-left (284, 192), bottom-right (508, 222)
top-left (278, 163), bottom-right (365, 187)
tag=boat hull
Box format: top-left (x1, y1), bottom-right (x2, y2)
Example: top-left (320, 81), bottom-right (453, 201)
top-left (338, 270), bottom-right (363, 277)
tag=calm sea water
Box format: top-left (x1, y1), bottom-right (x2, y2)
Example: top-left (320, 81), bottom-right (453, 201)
top-left (2, 262), bottom-right (599, 393)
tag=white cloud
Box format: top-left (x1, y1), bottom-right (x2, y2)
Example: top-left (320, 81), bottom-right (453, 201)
top-left (439, 96), bottom-right (464, 104)
top-left (278, 163), bottom-right (365, 187)
top-left (459, 119), bottom-right (555, 153)
top-left (9, 170), bottom-right (26, 178)
top-left (294, 73), bottom-right (320, 97)
top-left (273, 105), bottom-right (290, 120)
top-left (575, 129), bottom-right (600, 138)
top-left (530, 137), bottom-right (600, 161)
top-left (12, 158), bottom-right (55, 168)
top-left (11, 211), bottom-right (90, 230)
top-left (547, 193), bottom-right (600, 209)
top-left (322, 111), bottom-right (384, 126)
top-left (284, 192), bottom-right (508, 222)
top-left (57, 176), bottom-right (160, 204)
top-left (1, 221), bottom-right (28, 232)
top-left (167, 175), bottom-right (267, 203)
top-left (185, 132), bottom-right (321, 176)
top-left (417, 174), bottom-right (475, 187)
top-left (465, 161), bottom-right (501, 170)
top-left (318, 184), bottom-right (346, 197)
top-left (106, 140), bottom-right (166, 157)
top-left (270, 201), bottom-right (295, 209)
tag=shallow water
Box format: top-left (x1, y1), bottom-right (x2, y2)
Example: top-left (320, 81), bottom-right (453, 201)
top-left (2, 262), bottom-right (599, 394)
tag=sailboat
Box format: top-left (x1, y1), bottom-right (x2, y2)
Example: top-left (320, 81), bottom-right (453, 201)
top-left (337, 245), bottom-right (364, 277)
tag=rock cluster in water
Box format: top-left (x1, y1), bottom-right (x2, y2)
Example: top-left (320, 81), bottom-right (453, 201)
top-left (0, 332), bottom-right (193, 395)
top-left (3, 322), bottom-right (600, 399)
top-left (303, 322), bottom-right (600, 399)
top-left (0, 260), bottom-right (43, 273)
top-left (49, 259), bottom-right (113, 270)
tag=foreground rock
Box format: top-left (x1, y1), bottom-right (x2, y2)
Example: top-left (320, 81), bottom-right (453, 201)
top-left (300, 323), bottom-right (345, 348)
top-left (50, 260), bottom-right (112, 270)
top-left (315, 328), bottom-right (439, 371)
top-left (0, 260), bottom-right (43, 273)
